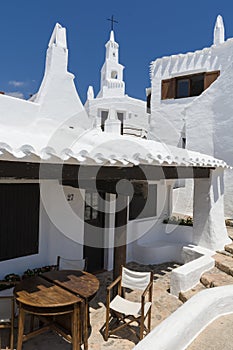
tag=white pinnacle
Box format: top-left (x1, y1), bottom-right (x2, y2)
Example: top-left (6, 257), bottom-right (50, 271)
top-left (87, 86), bottom-right (94, 100)
top-left (110, 30), bottom-right (115, 42)
top-left (213, 15), bottom-right (225, 45)
top-left (48, 23), bottom-right (67, 49)
top-left (108, 108), bottom-right (118, 120)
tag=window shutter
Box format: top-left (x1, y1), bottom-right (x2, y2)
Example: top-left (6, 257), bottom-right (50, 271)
top-left (204, 71), bottom-right (220, 90)
top-left (0, 184), bottom-right (39, 262)
top-left (161, 78), bottom-right (175, 100)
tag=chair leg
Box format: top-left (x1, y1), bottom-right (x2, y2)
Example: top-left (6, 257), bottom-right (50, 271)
top-left (17, 304), bottom-right (25, 350)
top-left (105, 308), bottom-right (110, 341)
top-left (139, 315), bottom-right (144, 340)
top-left (10, 322), bottom-right (14, 350)
top-left (148, 310), bottom-right (152, 333)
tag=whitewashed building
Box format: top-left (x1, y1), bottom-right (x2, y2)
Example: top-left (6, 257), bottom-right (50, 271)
top-left (149, 15), bottom-right (233, 218)
top-left (85, 31), bottom-right (148, 138)
top-left (0, 22), bottom-right (230, 290)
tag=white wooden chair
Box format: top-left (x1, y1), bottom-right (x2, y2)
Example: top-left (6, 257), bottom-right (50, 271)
top-left (0, 287), bottom-right (15, 350)
top-left (105, 266), bottom-right (153, 341)
top-left (56, 256), bottom-right (88, 271)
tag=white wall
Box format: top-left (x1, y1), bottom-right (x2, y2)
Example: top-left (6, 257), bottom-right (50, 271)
top-left (150, 39), bottom-right (233, 146)
top-left (41, 181), bottom-right (85, 264)
top-left (127, 180), bottom-right (194, 265)
top-left (185, 63), bottom-right (233, 217)
top-left (85, 95), bottom-right (148, 138)
top-left (149, 32), bottom-right (233, 217)
top-left (0, 180), bottom-right (85, 279)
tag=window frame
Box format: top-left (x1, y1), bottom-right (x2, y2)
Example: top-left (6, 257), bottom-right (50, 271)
top-left (161, 70), bottom-right (220, 100)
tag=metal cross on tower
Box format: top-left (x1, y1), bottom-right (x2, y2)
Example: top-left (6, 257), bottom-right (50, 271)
top-left (107, 15), bottom-right (118, 31)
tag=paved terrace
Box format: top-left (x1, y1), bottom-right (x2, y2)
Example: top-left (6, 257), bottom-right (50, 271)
top-left (1, 262), bottom-right (182, 350)
top-left (1, 227), bottom-right (233, 350)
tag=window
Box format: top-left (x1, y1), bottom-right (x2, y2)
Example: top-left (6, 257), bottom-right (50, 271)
top-left (101, 110), bottom-right (109, 131)
top-left (129, 184), bottom-right (157, 220)
top-left (84, 192), bottom-right (99, 221)
top-left (176, 74), bottom-right (204, 98)
top-left (111, 71), bottom-right (118, 79)
top-left (84, 191), bottom-right (105, 228)
top-left (101, 110), bottom-right (124, 134)
top-left (0, 184), bottom-right (40, 262)
top-left (176, 79), bottom-right (190, 98)
top-left (161, 70), bottom-right (220, 100)
top-left (181, 137), bottom-right (186, 149)
top-left (147, 92), bottom-right (151, 113)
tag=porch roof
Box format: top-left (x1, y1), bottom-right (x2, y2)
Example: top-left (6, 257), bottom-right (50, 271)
top-left (0, 128), bottom-right (229, 169)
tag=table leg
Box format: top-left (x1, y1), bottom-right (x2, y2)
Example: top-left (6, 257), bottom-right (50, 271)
top-left (17, 303), bottom-right (25, 350)
top-left (10, 297), bottom-right (15, 350)
top-left (83, 300), bottom-right (89, 350)
top-left (72, 303), bottom-right (80, 350)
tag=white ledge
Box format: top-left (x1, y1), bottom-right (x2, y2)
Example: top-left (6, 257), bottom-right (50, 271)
top-left (133, 285), bottom-right (233, 350)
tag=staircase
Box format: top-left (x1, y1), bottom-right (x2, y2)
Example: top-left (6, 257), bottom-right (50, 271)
top-left (179, 229), bottom-right (233, 303)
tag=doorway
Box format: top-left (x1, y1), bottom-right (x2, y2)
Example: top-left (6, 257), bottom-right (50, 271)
top-left (84, 191), bottom-right (106, 273)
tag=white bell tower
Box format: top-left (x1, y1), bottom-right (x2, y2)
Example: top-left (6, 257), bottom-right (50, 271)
top-left (97, 30), bottom-right (125, 98)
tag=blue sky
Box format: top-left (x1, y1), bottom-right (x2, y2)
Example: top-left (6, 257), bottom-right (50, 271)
top-left (0, 0), bottom-right (232, 103)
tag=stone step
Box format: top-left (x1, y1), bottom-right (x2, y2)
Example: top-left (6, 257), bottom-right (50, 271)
top-left (224, 243), bottom-right (233, 255)
top-left (214, 253), bottom-right (233, 276)
top-left (201, 266), bottom-right (233, 287)
top-left (179, 283), bottom-right (206, 303)
top-left (217, 249), bottom-right (233, 258)
top-left (227, 227), bottom-right (233, 241)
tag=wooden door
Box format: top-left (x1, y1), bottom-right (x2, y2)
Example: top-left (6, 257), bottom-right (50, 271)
top-left (84, 191), bottom-right (105, 273)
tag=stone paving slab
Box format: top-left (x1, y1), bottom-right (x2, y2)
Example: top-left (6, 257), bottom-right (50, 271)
top-left (227, 226), bottom-right (233, 240)
top-left (179, 283), bottom-right (206, 303)
top-left (214, 253), bottom-right (233, 276)
top-left (224, 242), bottom-right (233, 255)
top-left (201, 267), bottom-right (233, 288)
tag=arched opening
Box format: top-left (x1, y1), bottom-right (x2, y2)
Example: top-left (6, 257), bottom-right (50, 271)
top-left (111, 71), bottom-right (118, 79)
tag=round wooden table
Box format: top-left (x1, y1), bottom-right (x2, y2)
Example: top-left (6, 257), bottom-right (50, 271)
top-left (14, 275), bottom-right (82, 350)
top-left (42, 269), bottom-right (100, 350)
top-left (42, 269), bottom-right (100, 300)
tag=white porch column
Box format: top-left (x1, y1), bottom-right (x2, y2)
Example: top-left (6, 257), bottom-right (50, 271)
top-left (193, 168), bottom-right (231, 250)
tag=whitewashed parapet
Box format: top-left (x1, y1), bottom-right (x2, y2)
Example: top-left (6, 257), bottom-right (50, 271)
top-left (170, 244), bottom-right (215, 296)
top-left (133, 285), bottom-right (233, 350)
top-left (170, 255), bottom-right (215, 296)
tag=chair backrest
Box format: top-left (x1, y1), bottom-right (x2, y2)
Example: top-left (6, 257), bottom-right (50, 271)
top-left (121, 267), bottom-right (152, 291)
top-left (0, 287), bottom-right (14, 321)
top-left (57, 256), bottom-right (87, 271)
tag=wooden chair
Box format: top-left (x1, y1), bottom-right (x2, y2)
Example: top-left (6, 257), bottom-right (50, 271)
top-left (105, 266), bottom-right (153, 341)
top-left (0, 287), bottom-right (15, 350)
top-left (56, 255), bottom-right (90, 338)
top-left (57, 256), bottom-right (88, 271)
